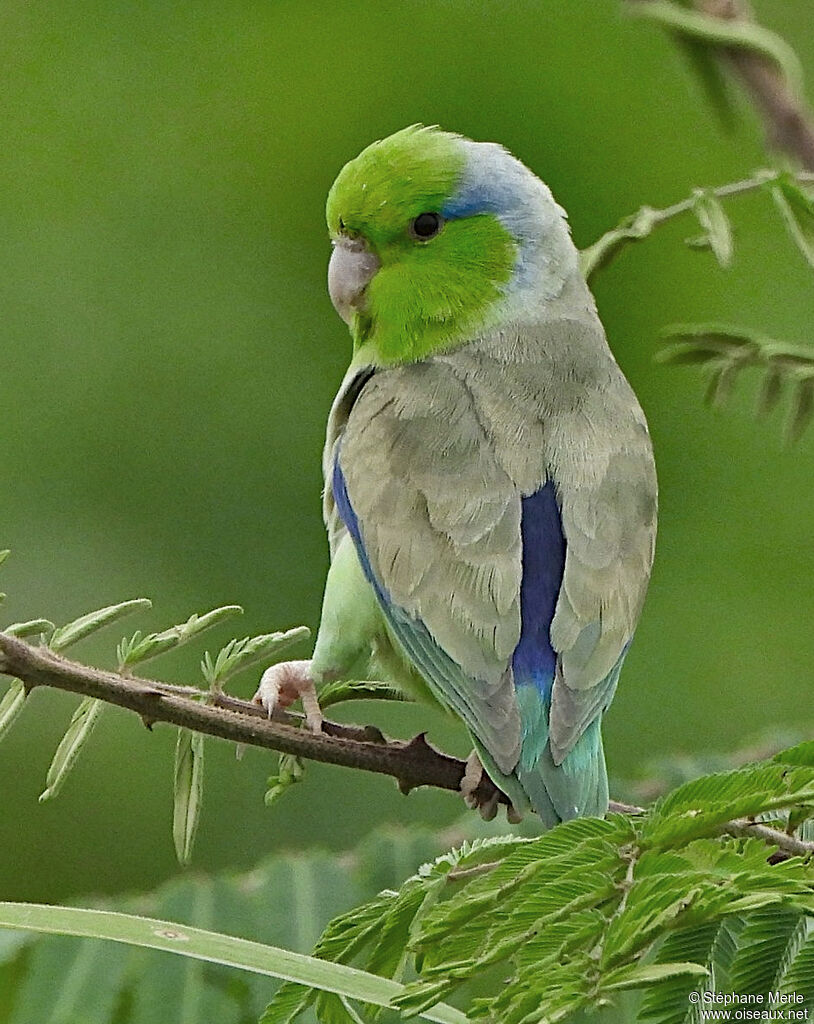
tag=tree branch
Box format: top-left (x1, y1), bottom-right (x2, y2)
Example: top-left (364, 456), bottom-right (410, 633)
top-left (1, 632), bottom-right (811, 863)
top-left (0, 632), bottom-right (489, 801)
top-left (628, 0), bottom-right (814, 170)
top-left (580, 168), bottom-right (814, 279)
top-left (698, 0), bottom-right (814, 170)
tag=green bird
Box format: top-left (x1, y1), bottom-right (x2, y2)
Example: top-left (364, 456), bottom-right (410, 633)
top-left (255, 125), bottom-right (657, 825)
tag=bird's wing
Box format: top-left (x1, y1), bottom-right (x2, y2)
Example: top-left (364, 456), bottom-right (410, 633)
top-left (322, 364), bottom-right (375, 558)
top-left (334, 358), bottom-right (523, 773)
top-left (546, 374), bottom-right (658, 764)
top-left (330, 320), bottom-right (657, 785)
top-left (433, 322), bottom-right (658, 768)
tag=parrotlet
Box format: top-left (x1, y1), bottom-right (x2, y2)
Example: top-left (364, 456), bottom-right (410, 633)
top-left (255, 126), bottom-right (657, 825)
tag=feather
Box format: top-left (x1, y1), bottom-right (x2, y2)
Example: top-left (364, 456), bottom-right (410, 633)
top-left (327, 322), bottom-right (656, 818)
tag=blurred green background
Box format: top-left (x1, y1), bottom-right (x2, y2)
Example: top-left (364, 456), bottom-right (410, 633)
top-left (1, 0), bottom-right (812, 906)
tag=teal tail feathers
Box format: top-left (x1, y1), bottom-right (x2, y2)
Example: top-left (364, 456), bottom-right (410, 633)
top-left (476, 704), bottom-right (609, 828)
top-left (517, 716), bottom-right (609, 826)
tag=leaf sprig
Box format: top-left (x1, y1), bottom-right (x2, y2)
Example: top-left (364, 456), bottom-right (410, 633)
top-left (0, 564), bottom-right (311, 866)
top-left (201, 626), bottom-right (310, 691)
top-left (265, 741), bottom-right (814, 1024)
top-left (580, 169), bottom-right (814, 280)
top-left (578, 169), bottom-right (814, 439)
top-left (658, 325), bottom-right (814, 440)
top-left (117, 604), bottom-right (243, 672)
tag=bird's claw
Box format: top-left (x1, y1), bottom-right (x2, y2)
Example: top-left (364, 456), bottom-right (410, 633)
top-left (460, 750), bottom-right (523, 823)
top-left (253, 659), bottom-right (324, 733)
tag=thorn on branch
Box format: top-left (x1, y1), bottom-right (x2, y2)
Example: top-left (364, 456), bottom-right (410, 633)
top-left (405, 732), bottom-right (433, 753)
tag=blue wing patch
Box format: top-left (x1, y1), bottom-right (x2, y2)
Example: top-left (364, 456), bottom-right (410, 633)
top-left (512, 481), bottom-right (566, 692)
top-left (334, 452), bottom-right (616, 823)
top-left (510, 481), bottom-right (617, 822)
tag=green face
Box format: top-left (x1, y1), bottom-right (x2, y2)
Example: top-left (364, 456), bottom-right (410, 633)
top-left (326, 126), bottom-right (517, 365)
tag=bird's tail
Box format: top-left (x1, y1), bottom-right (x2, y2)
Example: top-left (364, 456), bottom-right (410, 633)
top-left (476, 708), bottom-right (609, 828)
top-left (517, 716), bottom-right (609, 826)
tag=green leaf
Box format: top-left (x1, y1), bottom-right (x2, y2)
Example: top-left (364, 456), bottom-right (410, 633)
top-left (0, 682), bottom-right (26, 743)
top-left (119, 605), bottom-right (242, 670)
top-left (787, 376), bottom-right (814, 442)
top-left (313, 991), bottom-right (368, 1024)
top-left (642, 761), bottom-right (814, 847)
top-left (758, 365), bottom-right (785, 417)
top-left (0, 550), bottom-right (10, 568)
top-left (775, 740), bottom-right (814, 767)
top-left (200, 626), bottom-right (310, 689)
top-left (317, 679), bottom-right (410, 709)
top-left (627, 2), bottom-right (805, 98)
top-left (8, 931), bottom-right (130, 1024)
top-left (601, 960), bottom-right (709, 992)
top-left (658, 323), bottom-right (814, 438)
top-left (704, 362), bottom-right (738, 408)
top-left (264, 753), bottom-right (305, 807)
top-left (706, 914), bottom-right (748, 992)
top-left (638, 921), bottom-right (725, 1024)
top-left (4, 618), bottom-right (55, 641)
top-left (659, 324), bottom-right (759, 356)
top-left (39, 697), bottom-right (105, 802)
top-left (365, 882), bottom-right (431, 980)
top-left (259, 980), bottom-right (314, 1024)
top-left (127, 880), bottom-right (234, 1023)
top-left (416, 818), bottom-right (629, 953)
top-left (656, 342), bottom-right (730, 365)
top-left (771, 175), bottom-right (814, 269)
top-left (0, 903), bottom-right (470, 1024)
top-left (777, 917), bottom-right (814, 1004)
top-left (0, 828), bottom-right (443, 1022)
top-left (579, 205), bottom-right (660, 279)
top-left (728, 907), bottom-right (802, 997)
top-left (49, 599), bottom-right (152, 652)
top-left (173, 729), bottom-right (205, 866)
top-left (691, 189), bottom-right (733, 268)
top-left (0, 927), bottom-right (32, 965)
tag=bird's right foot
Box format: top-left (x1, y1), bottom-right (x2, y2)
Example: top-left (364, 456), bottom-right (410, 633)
top-left (253, 659), bottom-right (324, 733)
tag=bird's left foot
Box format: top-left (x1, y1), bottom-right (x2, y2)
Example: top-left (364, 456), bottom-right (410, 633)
top-left (253, 659), bottom-right (324, 733)
top-left (460, 750), bottom-right (523, 823)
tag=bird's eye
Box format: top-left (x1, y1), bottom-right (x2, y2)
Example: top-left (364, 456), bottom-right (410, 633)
top-left (409, 212), bottom-right (444, 241)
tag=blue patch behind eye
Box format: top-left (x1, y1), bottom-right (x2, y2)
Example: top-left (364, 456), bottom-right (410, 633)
top-left (441, 167), bottom-right (539, 293)
top-left (441, 181), bottom-right (505, 221)
top-left (513, 481), bottom-right (566, 695)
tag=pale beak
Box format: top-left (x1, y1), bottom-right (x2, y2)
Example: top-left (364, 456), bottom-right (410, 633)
top-left (328, 236), bottom-right (381, 324)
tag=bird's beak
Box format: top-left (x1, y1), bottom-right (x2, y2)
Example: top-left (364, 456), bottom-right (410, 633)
top-left (328, 236), bottom-right (381, 325)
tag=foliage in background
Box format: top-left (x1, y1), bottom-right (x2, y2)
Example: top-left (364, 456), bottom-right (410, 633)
top-left (1, 569), bottom-right (812, 1023)
top-left (0, 830), bottom-right (445, 1024)
top-left (582, 167), bottom-right (814, 440)
top-left (257, 742), bottom-right (814, 1023)
top-left (0, 744), bottom-right (811, 1023)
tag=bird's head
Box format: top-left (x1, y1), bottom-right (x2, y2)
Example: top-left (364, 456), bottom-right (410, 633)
top-left (325, 125), bottom-right (585, 366)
